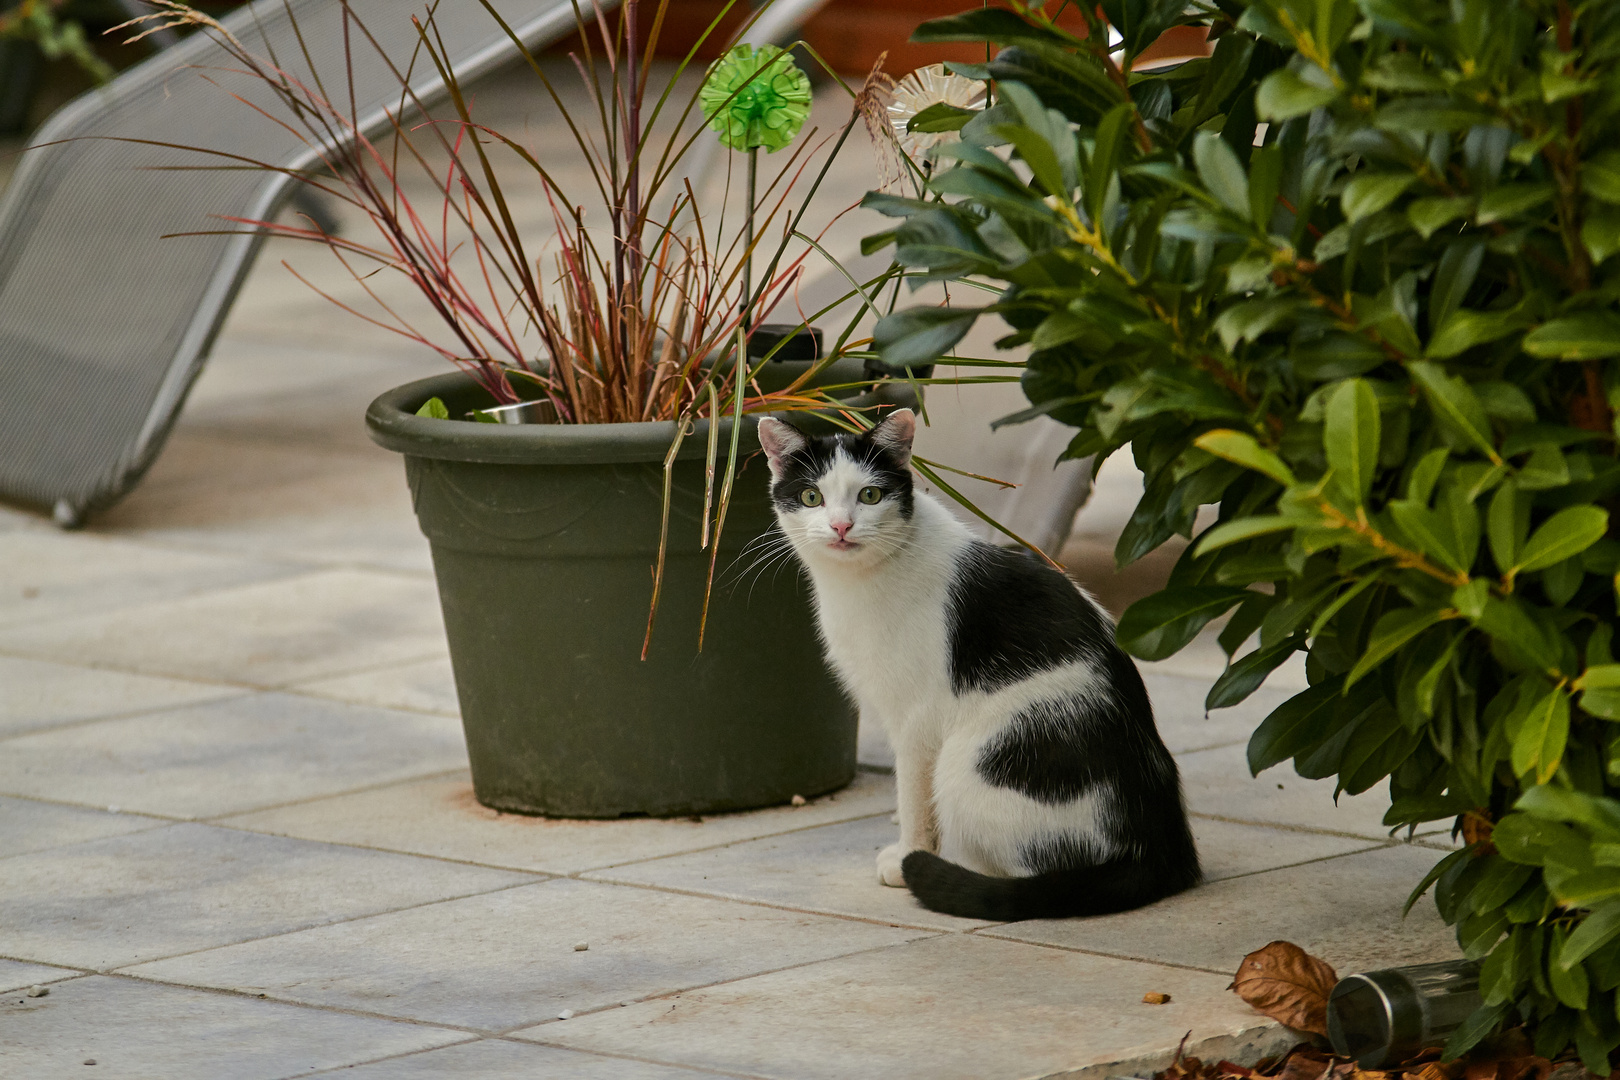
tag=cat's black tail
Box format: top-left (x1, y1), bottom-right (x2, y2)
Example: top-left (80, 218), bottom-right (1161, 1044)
top-left (901, 850), bottom-right (1199, 922)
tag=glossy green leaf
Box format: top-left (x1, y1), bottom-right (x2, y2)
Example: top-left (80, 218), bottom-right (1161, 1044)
top-left (1255, 68), bottom-right (1337, 121)
top-left (1193, 132), bottom-right (1249, 218)
top-left (1342, 173), bottom-right (1416, 224)
top-left (1561, 903), bottom-right (1620, 968)
top-left (1583, 202), bottom-right (1620, 264)
top-left (1587, 151), bottom-right (1620, 204)
top-left (1247, 678), bottom-right (1346, 774)
top-left (1116, 587), bottom-right (1251, 662)
top-left (1475, 183), bottom-right (1555, 225)
top-left (1582, 665), bottom-right (1620, 691)
top-left (1409, 196), bottom-right (1474, 239)
top-left (906, 102), bottom-right (976, 134)
top-left (1493, 812), bottom-right (1572, 865)
top-left (1325, 378), bottom-right (1380, 504)
top-left (1347, 607), bottom-right (1449, 688)
top-left (1521, 312), bottom-right (1620, 361)
top-left (1517, 786), bottom-right (1620, 843)
top-left (1487, 482), bottom-right (1527, 573)
top-left (415, 397), bottom-right (450, 420)
top-left (1409, 361), bottom-right (1500, 461)
top-left (1086, 102), bottom-right (1135, 225)
top-left (1425, 309), bottom-right (1525, 360)
top-left (1442, 1002), bottom-right (1509, 1061)
top-left (1207, 637), bottom-right (1300, 709)
top-left (1376, 97), bottom-right (1494, 132)
top-left (1430, 240), bottom-right (1485, 335)
top-left (1549, 924), bottom-right (1591, 1008)
top-left (873, 307), bottom-right (982, 367)
top-left (1515, 506), bottom-right (1610, 574)
top-left (1510, 684), bottom-right (1570, 784)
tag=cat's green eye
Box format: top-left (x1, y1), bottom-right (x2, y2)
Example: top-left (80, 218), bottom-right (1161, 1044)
top-left (858, 486), bottom-right (883, 505)
top-left (798, 488), bottom-right (823, 508)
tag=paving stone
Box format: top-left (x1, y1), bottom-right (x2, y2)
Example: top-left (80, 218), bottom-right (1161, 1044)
top-left (0, 823), bottom-right (534, 970)
top-left (292, 655), bottom-right (460, 717)
top-left (592, 814), bottom-right (1379, 933)
top-left (989, 844), bottom-right (1460, 976)
top-left (524, 934), bottom-right (1267, 1080)
top-left (319, 1038), bottom-right (734, 1078)
top-left (0, 958), bottom-right (82, 994)
top-left (0, 529), bottom-right (295, 629)
top-left (856, 715), bottom-right (893, 771)
top-left (0, 656), bottom-right (238, 738)
top-left (219, 769), bottom-right (896, 874)
top-left (1179, 742), bottom-right (1393, 840)
top-left (125, 877), bottom-right (928, 1031)
top-left (0, 502), bottom-right (40, 531)
top-left (0, 568), bottom-right (446, 687)
top-left (0, 692), bottom-right (467, 819)
top-left (589, 814), bottom-right (990, 932)
top-left (0, 796), bottom-right (167, 858)
top-left (0, 975), bottom-right (462, 1079)
top-left (1145, 672), bottom-right (1296, 756)
top-left (100, 432), bottom-right (436, 574)
top-left (180, 335), bottom-right (443, 440)
top-left (1191, 818), bottom-right (1384, 882)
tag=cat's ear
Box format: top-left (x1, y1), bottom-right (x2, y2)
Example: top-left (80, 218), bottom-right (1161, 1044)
top-left (757, 417), bottom-right (808, 481)
top-left (869, 408), bottom-right (916, 467)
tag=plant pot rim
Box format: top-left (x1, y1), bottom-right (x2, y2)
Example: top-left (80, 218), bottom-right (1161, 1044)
top-left (366, 368), bottom-right (907, 466)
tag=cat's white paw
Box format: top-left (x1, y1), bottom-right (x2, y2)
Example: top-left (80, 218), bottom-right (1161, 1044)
top-left (876, 843), bottom-right (907, 887)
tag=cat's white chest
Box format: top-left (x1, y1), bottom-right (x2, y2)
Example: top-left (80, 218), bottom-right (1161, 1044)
top-left (802, 513), bottom-right (963, 734)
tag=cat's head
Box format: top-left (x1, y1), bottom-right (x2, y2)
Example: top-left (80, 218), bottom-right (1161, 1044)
top-left (756, 409), bottom-right (916, 568)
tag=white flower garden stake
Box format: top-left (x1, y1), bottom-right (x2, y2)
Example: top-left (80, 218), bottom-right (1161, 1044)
top-left (887, 64), bottom-right (986, 160)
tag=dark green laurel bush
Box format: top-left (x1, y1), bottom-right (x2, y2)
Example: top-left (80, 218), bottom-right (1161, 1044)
top-left (866, 0), bottom-right (1620, 1065)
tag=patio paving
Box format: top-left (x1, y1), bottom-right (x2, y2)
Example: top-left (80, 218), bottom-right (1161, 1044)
top-left (0, 66), bottom-right (1464, 1080)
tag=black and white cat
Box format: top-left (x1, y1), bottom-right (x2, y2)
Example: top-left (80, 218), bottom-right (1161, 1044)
top-left (756, 408), bottom-right (1201, 921)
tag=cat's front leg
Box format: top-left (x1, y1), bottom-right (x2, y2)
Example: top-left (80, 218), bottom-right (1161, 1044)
top-left (878, 741), bottom-right (937, 887)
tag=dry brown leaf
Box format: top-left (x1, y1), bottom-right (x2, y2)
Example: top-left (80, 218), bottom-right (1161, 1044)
top-left (1229, 941), bottom-right (1340, 1037)
top-left (1275, 1054), bottom-right (1332, 1080)
top-left (1144, 992), bottom-right (1172, 1005)
top-left (1463, 1055), bottom-right (1551, 1080)
top-left (1406, 1062), bottom-right (1462, 1080)
top-left (1460, 811), bottom-right (1496, 854)
top-left (1272, 1047), bottom-right (1337, 1080)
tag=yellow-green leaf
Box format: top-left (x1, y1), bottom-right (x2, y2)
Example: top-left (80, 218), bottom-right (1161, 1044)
top-left (1515, 506), bottom-right (1610, 574)
top-left (1194, 429), bottom-right (1297, 486)
top-left (1511, 684), bottom-right (1570, 784)
top-left (1194, 516), bottom-right (1301, 557)
top-left (1324, 378), bottom-right (1380, 504)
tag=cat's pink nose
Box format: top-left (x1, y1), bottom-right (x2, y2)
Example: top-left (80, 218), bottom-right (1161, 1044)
top-left (830, 520), bottom-right (853, 540)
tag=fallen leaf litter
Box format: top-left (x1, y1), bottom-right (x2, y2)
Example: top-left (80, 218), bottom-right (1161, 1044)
top-left (1188, 941), bottom-right (1592, 1080)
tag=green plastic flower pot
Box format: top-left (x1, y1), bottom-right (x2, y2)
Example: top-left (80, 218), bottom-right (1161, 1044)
top-left (366, 362), bottom-right (911, 818)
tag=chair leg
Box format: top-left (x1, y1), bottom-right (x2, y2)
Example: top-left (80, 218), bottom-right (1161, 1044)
top-left (52, 499), bottom-right (84, 530)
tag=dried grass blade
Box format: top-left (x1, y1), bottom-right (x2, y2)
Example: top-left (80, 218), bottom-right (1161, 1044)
top-left (643, 416), bottom-right (694, 660)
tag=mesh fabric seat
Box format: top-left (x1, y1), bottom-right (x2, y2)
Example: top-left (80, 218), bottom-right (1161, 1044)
top-left (0, 0), bottom-right (588, 524)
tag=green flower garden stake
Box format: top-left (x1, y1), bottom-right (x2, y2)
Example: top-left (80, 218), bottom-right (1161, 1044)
top-left (700, 46), bottom-right (812, 333)
top-left (699, 44), bottom-right (812, 573)
top-left (698, 44), bottom-right (811, 154)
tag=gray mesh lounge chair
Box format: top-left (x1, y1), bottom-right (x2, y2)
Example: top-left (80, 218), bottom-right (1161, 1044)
top-left (0, 0), bottom-right (595, 526)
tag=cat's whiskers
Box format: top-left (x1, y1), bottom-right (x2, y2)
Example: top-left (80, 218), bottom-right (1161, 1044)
top-left (723, 529), bottom-right (802, 599)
